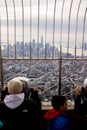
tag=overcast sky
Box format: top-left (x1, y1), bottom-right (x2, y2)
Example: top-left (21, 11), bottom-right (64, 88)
top-left (0, 0), bottom-right (87, 47)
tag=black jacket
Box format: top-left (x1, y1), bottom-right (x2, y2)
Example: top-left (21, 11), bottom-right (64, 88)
top-left (0, 98), bottom-right (41, 130)
top-left (74, 95), bottom-right (87, 115)
top-left (1, 87), bottom-right (42, 110)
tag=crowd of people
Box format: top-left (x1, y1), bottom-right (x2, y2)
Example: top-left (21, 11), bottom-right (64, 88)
top-left (0, 76), bottom-right (87, 129)
top-left (44, 78), bottom-right (87, 130)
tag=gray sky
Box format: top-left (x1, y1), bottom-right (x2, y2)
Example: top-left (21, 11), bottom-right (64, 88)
top-left (0, 0), bottom-right (87, 47)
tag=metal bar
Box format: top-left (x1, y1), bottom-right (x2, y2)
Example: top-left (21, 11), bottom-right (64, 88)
top-left (30, 0), bottom-right (32, 59)
top-left (59, 0), bottom-right (65, 95)
top-left (67, 0), bottom-right (73, 58)
top-left (75, 0), bottom-right (82, 59)
top-left (3, 57), bottom-right (87, 60)
top-left (5, 0), bottom-right (9, 58)
top-left (21, 0), bottom-right (24, 58)
top-left (0, 16), bottom-right (3, 88)
top-left (45, 0), bottom-right (48, 59)
top-left (82, 8), bottom-right (87, 59)
top-left (59, 45), bottom-right (62, 95)
top-left (52, 0), bottom-right (57, 59)
top-left (13, 0), bottom-right (17, 59)
top-left (37, 0), bottom-right (40, 58)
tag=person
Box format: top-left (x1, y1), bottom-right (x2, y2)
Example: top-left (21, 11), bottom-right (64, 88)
top-left (74, 78), bottom-right (87, 115)
top-left (44, 95), bottom-right (71, 130)
top-left (1, 83), bottom-right (8, 101)
top-left (1, 77), bottom-right (42, 110)
top-left (0, 79), bottom-right (42, 129)
top-left (73, 79), bottom-right (87, 129)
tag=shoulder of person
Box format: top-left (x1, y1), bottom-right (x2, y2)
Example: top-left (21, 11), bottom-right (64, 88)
top-left (23, 98), bottom-right (39, 107)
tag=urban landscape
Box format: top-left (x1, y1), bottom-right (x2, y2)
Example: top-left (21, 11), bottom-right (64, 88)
top-left (1, 36), bottom-right (87, 101)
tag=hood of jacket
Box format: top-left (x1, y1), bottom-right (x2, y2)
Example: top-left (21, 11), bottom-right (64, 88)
top-left (4, 93), bottom-right (25, 109)
top-left (44, 109), bottom-right (62, 120)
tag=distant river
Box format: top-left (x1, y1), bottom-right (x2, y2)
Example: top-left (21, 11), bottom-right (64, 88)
top-left (62, 46), bottom-right (87, 56)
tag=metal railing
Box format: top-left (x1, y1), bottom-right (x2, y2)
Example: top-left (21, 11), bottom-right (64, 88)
top-left (0, 0), bottom-right (87, 100)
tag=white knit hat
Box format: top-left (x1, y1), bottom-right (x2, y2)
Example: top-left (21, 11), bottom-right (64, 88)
top-left (7, 79), bottom-right (23, 94)
top-left (82, 78), bottom-right (87, 95)
top-left (83, 78), bottom-right (87, 89)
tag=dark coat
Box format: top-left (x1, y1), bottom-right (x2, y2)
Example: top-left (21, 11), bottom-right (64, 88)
top-left (0, 98), bottom-right (41, 130)
top-left (74, 95), bottom-right (87, 129)
top-left (1, 87), bottom-right (42, 110)
top-left (74, 95), bottom-right (87, 115)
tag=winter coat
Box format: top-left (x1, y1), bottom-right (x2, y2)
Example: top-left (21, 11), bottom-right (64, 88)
top-left (73, 95), bottom-right (87, 129)
top-left (0, 93), bottom-right (41, 130)
top-left (1, 86), bottom-right (42, 110)
top-left (44, 109), bottom-right (70, 130)
top-left (74, 95), bottom-right (87, 115)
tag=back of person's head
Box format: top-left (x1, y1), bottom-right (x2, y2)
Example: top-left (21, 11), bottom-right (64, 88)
top-left (11, 77), bottom-right (30, 88)
top-left (8, 77), bottom-right (31, 98)
top-left (7, 79), bottom-right (23, 94)
top-left (52, 95), bottom-right (66, 110)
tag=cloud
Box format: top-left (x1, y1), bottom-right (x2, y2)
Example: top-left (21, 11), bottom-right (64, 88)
top-left (0, 0), bottom-right (87, 44)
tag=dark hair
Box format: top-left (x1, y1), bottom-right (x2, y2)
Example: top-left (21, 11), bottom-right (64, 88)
top-left (51, 95), bottom-right (66, 110)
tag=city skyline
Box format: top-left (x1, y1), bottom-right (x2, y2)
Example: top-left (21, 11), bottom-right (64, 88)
top-left (1, 35), bottom-right (87, 57)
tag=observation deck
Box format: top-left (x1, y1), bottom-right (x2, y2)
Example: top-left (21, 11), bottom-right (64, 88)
top-left (0, 0), bottom-right (87, 101)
